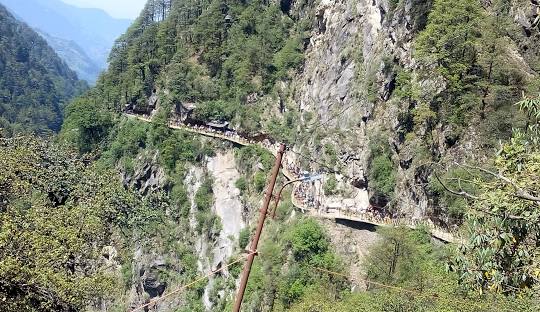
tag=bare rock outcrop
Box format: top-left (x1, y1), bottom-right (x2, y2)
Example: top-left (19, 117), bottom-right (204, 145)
top-left (122, 153), bottom-right (168, 195)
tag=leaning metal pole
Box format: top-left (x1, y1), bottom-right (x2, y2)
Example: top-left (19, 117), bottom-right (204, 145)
top-left (232, 144), bottom-right (286, 312)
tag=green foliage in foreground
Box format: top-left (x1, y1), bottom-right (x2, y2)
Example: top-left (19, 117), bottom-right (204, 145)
top-left (0, 136), bottom-right (149, 311)
top-left (288, 287), bottom-right (537, 312)
top-left (290, 227), bottom-right (539, 312)
top-left (0, 135), bottom-right (206, 311)
top-left (452, 132), bottom-right (540, 294)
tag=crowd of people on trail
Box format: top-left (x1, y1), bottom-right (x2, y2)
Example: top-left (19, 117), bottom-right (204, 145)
top-left (168, 117), bottom-right (252, 145)
top-left (294, 182), bottom-right (319, 209)
top-left (284, 158), bottom-right (408, 227)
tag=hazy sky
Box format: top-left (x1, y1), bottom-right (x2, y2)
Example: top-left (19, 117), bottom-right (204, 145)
top-left (61, 0), bottom-right (147, 19)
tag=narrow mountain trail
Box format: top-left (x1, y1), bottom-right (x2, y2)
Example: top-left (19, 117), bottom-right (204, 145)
top-left (125, 113), bottom-right (461, 243)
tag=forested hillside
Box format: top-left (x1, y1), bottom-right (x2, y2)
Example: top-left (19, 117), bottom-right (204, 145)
top-left (1, 0), bottom-right (540, 311)
top-left (90, 0), bottom-right (305, 132)
top-left (0, 0), bottom-right (133, 82)
top-left (0, 136), bottom-right (161, 311)
top-left (0, 4), bottom-right (86, 135)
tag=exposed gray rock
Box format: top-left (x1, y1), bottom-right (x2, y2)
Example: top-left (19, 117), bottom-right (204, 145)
top-left (203, 151), bottom-right (244, 310)
top-left (122, 153), bottom-right (168, 195)
top-left (142, 271), bottom-right (167, 299)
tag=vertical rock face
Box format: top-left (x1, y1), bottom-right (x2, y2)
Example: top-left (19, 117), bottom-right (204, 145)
top-left (286, 0), bottom-right (537, 219)
top-left (288, 0), bottom-right (397, 211)
top-left (122, 153), bottom-right (168, 195)
top-left (207, 151), bottom-right (244, 266)
top-left (119, 150), bottom-right (244, 311)
top-left (128, 244), bottom-right (175, 312)
top-left (294, 0), bottom-right (364, 120)
top-left (179, 151), bottom-right (244, 310)
top-left (203, 151), bottom-right (244, 309)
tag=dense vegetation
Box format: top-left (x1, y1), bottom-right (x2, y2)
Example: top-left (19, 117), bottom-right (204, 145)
top-left (65, 0), bottom-right (306, 137)
top-left (0, 4), bottom-right (86, 135)
top-left (368, 0), bottom-right (540, 219)
top-left (289, 226), bottom-right (539, 312)
top-left (414, 0), bottom-right (531, 131)
top-left (451, 99), bottom-right (540, 294)
top-left (0, 137), bottom-right (147, 311)
top-left (0, 132), bottom-right (213, 311)
top-left (217, 218), bottom-right (347, 311)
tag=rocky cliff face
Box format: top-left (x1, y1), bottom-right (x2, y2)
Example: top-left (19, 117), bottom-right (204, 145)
top-left (93, 1), bottom-right (540, 310)
top-left (122, 153), bottom-right (168, 195)
top-left (121, 148), bottom-right (245, 311)
top-left (202, 151), bottom-right (245, 309)
top-left (284, 0), bottom-right (420, 216)
top-left (283, 0), bottom-right (539, 221)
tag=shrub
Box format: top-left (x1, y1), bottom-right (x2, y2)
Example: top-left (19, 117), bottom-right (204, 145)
top-left (158, 133), bottom-right (203, 171)
top-left (235, 177), bottom-right (248, 193)
top-left (171, 183), bottom-right (190, 220)
top-left (288, 219), bottom-right (329, 261)
top-left (239, 227), bottom-right (251, 249)
top-left (254, 172), bottom-right (267, 192)
top-left (370, 155), bottom-right (397, 198)
top-left (368, 134), bottom-right (397, 200)
top-left (192, 100), bottom-right (235, 122)
top-left (323, 176), bottom-right (338, 195)
top-left (195, 178), bottom-right (214, 212)
top-left (273, 36), bottom-right (304, 79)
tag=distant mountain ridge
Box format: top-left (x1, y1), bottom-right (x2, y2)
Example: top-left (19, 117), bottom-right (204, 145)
top-left (37, 30), bottom-right (101, 83)
top-left (0, 4), bottom-right (87, 135)
top-left (0, 0), bottom-right (133, 83)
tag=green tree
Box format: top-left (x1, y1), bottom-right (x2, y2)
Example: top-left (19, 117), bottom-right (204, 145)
top-left (61, 97), bottom-right (114, 153)
top-left (288, 218), bottom-right (330, 261)
top-left (442, 99), bottom-right (540, 294)
top-left (0, 136), bottom-right (147, 311)
top-left (416, 0), bottom-right (482, 90)
top-left (451, 132), bottom-right (540, 293)
top-left (291, 226), bottom-right (540, 311)
top-left (368, 134), bottom-right (397, 202)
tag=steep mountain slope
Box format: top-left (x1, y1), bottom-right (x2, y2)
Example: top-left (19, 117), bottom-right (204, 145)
top-left (0, 4), bottom-right (86, 135)
top-left (0, 136), bottom-right (160, 312)
top-left (57, 0), bottom-right (540, 310)
top-left (0, 0), bottom-right (132, 81)
top-left (71, 0), bottom-right (540, 222)
top-left (282, 0), bottom-right (539, 222)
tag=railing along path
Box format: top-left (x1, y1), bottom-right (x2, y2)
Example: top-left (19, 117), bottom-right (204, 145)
top-left (125, 113), bottom-right (461, 243)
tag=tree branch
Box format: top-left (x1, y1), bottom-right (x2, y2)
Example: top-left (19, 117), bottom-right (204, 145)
top-left (463, 164), bottom-right (540, 204)
top-left (469, 206), bottom-right (526, 221)
top-left (434, 172), bottom-right (479, 200)
top-left (433, 165), bottom-right (535, 220)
